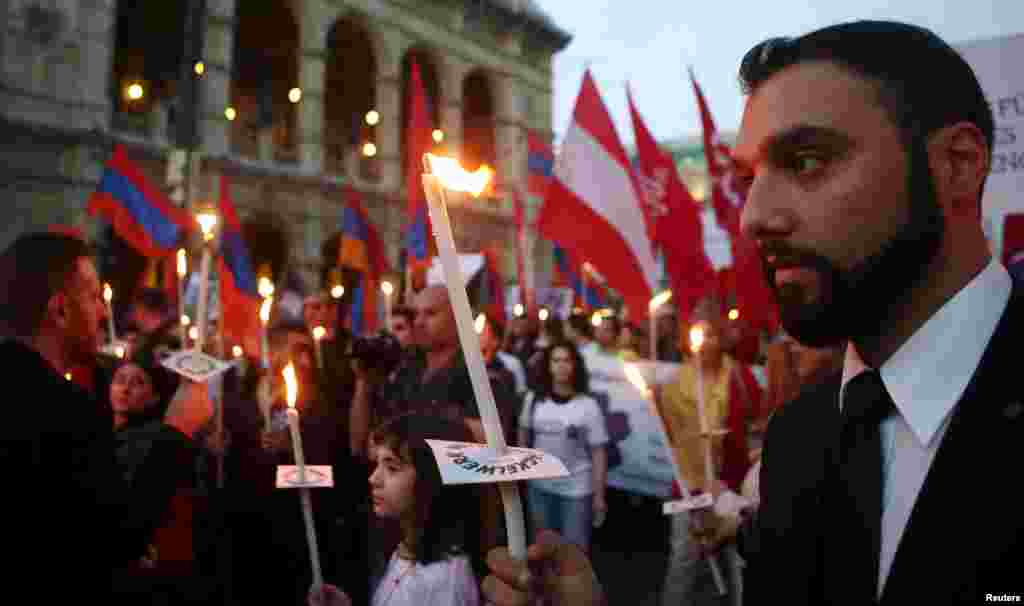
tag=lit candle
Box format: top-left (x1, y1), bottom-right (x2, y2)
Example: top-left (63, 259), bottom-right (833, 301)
top-left (538, 308), bottom-right (549, 322)
top-left (195, 211), bottom-right (218, 351)
top-left (474, 312), bottom-right (487, 335)
top-left (624, 363), bottom-right (727, 595)
top-left (283, 361), bottom-right (323, 588)
top-left (103, 282), bottom-right (116, 344)
top-left (421, 153), bottom-right (529, 560)
top-left (177, 248), bottom-right (188, 346)
top-left (64, 372), bottom-right (71, 381)
top-left (311, 325), bottom-right (326, 370)
top-left (689, 323), bottom-right (715, 490)
top-left (259, 294), bottom-right (273, 369)
top-left (649, 290), bottom-right (672, 361)
top-left (232, 345), bottom-right (244, 359)
top-left (513, 303), bottom-right (524, 318)
top-left (381, 280), bottom-right (394, 330)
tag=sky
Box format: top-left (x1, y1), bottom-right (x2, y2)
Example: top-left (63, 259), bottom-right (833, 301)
top-left (534, 0), bottom-right (1024, 146)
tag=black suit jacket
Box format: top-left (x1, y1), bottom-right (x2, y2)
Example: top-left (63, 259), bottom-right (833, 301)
top-left (744, 288), bottom-right (1024, 605)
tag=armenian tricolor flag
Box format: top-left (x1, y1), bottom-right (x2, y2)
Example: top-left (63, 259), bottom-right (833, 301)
top-left (87, 145), bottom-right (193, 258)
top-left (527, 130), bottom-right (554, 198)
top-left (216, 176), bottom-right (262, 355)
top-left (404, 58), bottom-right (435, 290)
top-left (340, 188), bottom-right (391, 335)
top-left (553, 244), bottom-right (607, 310)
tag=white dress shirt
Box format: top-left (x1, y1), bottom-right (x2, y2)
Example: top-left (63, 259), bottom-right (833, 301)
top-left (840, 259), bottom-right (1012, 595)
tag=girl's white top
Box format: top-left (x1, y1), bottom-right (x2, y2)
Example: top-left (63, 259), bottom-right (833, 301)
top-left (371, 550), bottom-right (479, 606)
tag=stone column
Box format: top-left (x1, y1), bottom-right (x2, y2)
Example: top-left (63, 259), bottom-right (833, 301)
top-left (438, 56), bottom-right (469, 157)
top-left (200, 0), bottom-right (236, 158)
top-left (374, 29), bottom-right (407, 194)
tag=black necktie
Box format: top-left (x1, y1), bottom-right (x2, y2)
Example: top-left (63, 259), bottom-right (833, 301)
top-left (834, 370), bottom-right (895, 603)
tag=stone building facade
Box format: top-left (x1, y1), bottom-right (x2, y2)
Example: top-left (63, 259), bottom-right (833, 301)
top-left (1, 0), bottom-right (569, 294)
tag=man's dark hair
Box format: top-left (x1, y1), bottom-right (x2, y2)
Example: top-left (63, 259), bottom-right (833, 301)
top-left (392, 304), bottom-right (415, 324)
top-left (0, 233), bottom-right (93, 338)
top-left (739, 21), bottom-right (994, 196)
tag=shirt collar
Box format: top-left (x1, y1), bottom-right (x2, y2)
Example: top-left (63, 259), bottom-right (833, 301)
top-left (841, 259), bottom-right (1012, 447)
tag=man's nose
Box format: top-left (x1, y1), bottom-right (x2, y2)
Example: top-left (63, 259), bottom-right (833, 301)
top-left (740, 176), bottom-right (795, 242)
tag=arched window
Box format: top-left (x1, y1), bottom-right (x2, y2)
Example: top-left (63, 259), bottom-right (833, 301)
top-left (230, 0), bottom-right (299, 162)
top-left (462, 69), bottom-right (496, 172)
top-left (110, 2), bottom-right (187, 135)
top-left (324, 18), bottom-right (377, 179)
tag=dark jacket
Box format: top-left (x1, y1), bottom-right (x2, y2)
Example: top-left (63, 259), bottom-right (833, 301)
top-left (744, 288), bottom-right (1024, 604)
top-left (0, 340), bottom-right (150, 598)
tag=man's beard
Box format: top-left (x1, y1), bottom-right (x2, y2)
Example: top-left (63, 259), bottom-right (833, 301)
top-left (762, 138), bottom-right (945, 348)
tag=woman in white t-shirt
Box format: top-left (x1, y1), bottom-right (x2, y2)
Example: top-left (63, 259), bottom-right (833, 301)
top-left (518, 342), bottom-right (609, 552)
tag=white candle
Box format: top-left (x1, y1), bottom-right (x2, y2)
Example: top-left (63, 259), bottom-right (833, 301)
top-left (624, 363), bottom-right (727, 595)
top-left (649, 291), bottom-right (672, 361)
top-left (194, 212), bottom-right (217, 351)
top-left (103, 283), bottom-right (116, 344)
top-left (177, 248), bottom-right (188, 347)
top-left (312, 326), bottom-right (326, 370)
top-left (283, 361), bottom-right (323, 588)
top-left (381, 281), bottom-right (394, 330)
top-left (259, 295), bottom-right (273, 369)
top-left (690, 324), bottom-right (715, 491)
top-left (421, 153), bottom-right (528, 560)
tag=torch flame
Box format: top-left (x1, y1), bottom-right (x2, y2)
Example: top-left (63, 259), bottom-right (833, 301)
top-left (283, 361), bottom-right (298, 409)
top-left (424, 154), bottom-right (493, 197)
top-left (623, 363), bottom-right (651, 398)
top-left (474, 313), bottom-right (486, 335)
top-left (176, 249), bottom-right (187, 277)
top-left (312, 325), bottom-right (326, 340)
top-left (103, 283), bottom-right (113, 304)
top-left (649, 290), bottom-right (673, 312)
top-left (259, 296), bottom-right (273, 325)
top-left (689, 323), bottom-right (706, 354)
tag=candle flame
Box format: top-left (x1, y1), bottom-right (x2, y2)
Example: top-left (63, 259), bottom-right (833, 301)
top-left (381, 281), bottom-right (394, 296)
top-left (649, 290), bottom-right (673, 312)
top-left (474, 313), bottom-right (486, 334)
top-left (196, 211), bottom-right (218, 241)
top-left (538, 308), bottom-right (549, 322)
top-left (728, 308), bottom-right (740, 321)
top-left (424, 154), bottom-right (493, 197)
top-left (103, 283), bottom-right (113, 304)
top-left (64, 372), bottom-right (72, 381)
top-left (312, 326), bottom-right (326, 340)
top-left (259, 296), bottom-right (273, 325)
top-left (114, 345), bottom-right (126, 359)
top-left (283, 361), bottom-right (298, 409)
top-left (188, 326), bottom-right (199, 341)
top-left (591, 312), bottom-right (603, 327)
top-left (689, 324), bottom-right (706, 354)
top-left (330, 284), bottom-right (344, 299)
top-left (180, 314), bottom-right (190, 327)
top-left (232, 345), bottom-right (244, 358)
top-left (258, 277), bottom-right (275, 299)
top-left (623, 363), bottom-right (651, 398)
top-left (513, 303), bottom-right (524, 317)
top-left (176, 249), bottom-right (187, 277)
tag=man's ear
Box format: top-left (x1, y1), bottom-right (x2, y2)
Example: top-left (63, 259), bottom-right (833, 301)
top-left (47, 292), bottom-right (68, 329)
top-left (929, 122), bottom-right (990, 217)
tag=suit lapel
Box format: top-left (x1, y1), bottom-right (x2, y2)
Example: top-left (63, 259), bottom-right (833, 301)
top-left (881, 291), bottom-right (1024, 604)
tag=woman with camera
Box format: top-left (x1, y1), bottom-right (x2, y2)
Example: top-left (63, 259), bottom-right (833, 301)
top-left (518, 341), bottom-right (609, 553)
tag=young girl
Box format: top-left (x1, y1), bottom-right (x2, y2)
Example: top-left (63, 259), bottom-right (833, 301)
top-left (313, 414), bottom-right (482, 606)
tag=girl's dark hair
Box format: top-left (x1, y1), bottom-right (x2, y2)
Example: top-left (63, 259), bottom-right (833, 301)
top-left (534, 340), bottom-right (589, 400)
top-left (370, 414), bottom-right (483, 575)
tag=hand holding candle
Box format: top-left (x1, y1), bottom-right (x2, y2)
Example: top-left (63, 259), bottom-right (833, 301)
top-left (195, 210), bottom-right (218, 351)
top-left (421, 153), bottom-right (530, 560)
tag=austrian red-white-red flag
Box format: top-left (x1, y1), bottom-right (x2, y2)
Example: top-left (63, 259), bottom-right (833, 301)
top-left (536, 70), bottom-right (658, 319)
top-left (691, 69), bottom-right (778, 333)
top-left (627, 85), bottom-right (716, 322)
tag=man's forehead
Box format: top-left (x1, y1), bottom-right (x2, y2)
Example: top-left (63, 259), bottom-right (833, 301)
top-left (735, 61), bottom-right (881, 163)
top-left (75, 257), bottom-right (100, 285)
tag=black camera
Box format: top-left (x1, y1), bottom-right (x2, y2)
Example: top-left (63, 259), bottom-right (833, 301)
top-left (351, 332), bottom-right (404, 376)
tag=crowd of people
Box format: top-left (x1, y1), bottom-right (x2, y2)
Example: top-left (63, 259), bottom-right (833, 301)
top-left (4, 18), bottom-right (1022, 606)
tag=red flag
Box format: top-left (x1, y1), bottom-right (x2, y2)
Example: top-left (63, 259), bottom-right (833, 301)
top-left (217, 176), bottom-right (263, 357)
top-left (691, 71), bottom-right (777, 333)
top-left (536, 70), bottom-right (658, 320)
top-left (405, 59), bottom-right (434, 288)
top-left (628, 86), bottom-right (716, 321)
